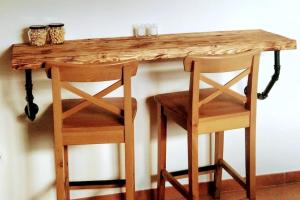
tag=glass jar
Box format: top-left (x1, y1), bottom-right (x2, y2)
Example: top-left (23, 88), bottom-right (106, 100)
top-left (48, 23), bottom-right (65, 44)
top-left (146, 24), bottom-right (158, 36)
top-left (28, 25), bottom-right (47, 46)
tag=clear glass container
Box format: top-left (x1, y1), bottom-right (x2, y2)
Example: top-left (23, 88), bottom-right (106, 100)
top-left (48, 23), bottom-right (65, 44)
top-left (133, 24), bottom-right (146, 37)
top-left (28, 25), bottom-right (47, 46)
top-left (146, 24), bottom-right (158, 36)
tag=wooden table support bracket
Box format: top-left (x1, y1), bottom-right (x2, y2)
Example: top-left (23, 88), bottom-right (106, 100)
top-left (24, 69), bottom-right (39, 121)
top-left (245, 50), bottom-right (281, 100)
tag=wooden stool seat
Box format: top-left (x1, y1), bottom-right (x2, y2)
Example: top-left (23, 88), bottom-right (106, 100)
top-left (62, 97), bottom-right (137, 128)
top-left (155, 88), bottom-right (249, 133)
top-left (155, 88), bottom-right (247, 118)
top-left (57, 98), bottom-right (137, 145)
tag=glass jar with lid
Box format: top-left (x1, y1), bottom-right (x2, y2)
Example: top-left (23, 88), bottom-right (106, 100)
top-left (48, 23), bottom-right (65, 44)
top-left (28, 25), bottom-right (47, 46)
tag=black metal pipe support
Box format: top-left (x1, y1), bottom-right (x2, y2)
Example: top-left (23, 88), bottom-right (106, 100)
top-left (244, 50), bottom-right (281, 100)
top-left (24, 69), bottom-right (39, 121)
top-left (257, 50), bottom-right (281, 100)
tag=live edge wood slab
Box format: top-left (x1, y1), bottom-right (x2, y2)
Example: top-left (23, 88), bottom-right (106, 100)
top-left (11, 29), bottom-right (296, 70)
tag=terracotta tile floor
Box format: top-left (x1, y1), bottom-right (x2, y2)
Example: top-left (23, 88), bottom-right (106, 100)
top-left (79, 183), bottom-right (300, 200)
top-left (196, 183), bottom-right (300, 200)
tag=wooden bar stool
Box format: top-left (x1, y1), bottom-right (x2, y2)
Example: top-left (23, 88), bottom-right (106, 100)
top-left (45, 59), bottom-right (138, 200)
top-left (155, 50), bottom-right (260, 200)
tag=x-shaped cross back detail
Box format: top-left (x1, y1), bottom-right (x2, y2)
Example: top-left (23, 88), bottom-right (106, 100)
top-left (198, 68), bottom-right (250, 107)
top-left (61, 80), bottom-right (123, 119)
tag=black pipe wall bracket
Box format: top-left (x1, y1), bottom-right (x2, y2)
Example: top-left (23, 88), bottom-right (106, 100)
top-left (244, 50), bottom-right (281, 100)
top-left (24, 69), bottom-right (39, 121)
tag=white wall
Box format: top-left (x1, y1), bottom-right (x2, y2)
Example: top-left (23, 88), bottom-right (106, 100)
top-left (0, 0), bottom-right (299, 199)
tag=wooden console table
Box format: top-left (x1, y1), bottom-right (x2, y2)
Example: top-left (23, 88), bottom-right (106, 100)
top-left (11, 29), bottom-right (296, 120)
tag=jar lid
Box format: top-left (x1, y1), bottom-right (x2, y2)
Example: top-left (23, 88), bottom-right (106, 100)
top-left (49, 23), bottom-right (64, 27)
top-left (29, 25), bottom-right (46, 29)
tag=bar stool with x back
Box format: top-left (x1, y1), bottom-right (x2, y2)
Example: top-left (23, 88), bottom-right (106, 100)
top-left (155, 50), bottom-right (260, 200)
top-left (45, 59), bottom-right (138, 200)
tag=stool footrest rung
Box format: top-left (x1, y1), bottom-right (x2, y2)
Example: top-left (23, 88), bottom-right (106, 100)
top-left (220, 159), bottom-right (246, 189)
top-left (161, 162), bottom-right (247, 197)
top-left (69, 179), bottom-right (126, 190)
top-left (162, 169), bottom-right (189, 198)
top-left (170, 164), bottom-right (217, 178)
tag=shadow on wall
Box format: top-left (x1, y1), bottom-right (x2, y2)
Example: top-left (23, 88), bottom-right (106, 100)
top-left (145, 96), bottom-right (157, 200)
top-left (0, 27), bottom-right (31, 115)
top-left (22, 27), bottom-right (30, 43)
top-left (0, 45), bottom-right (54, 150)
top-left (143, 60), bottom-right (190, 90)
top-left (27, 104), bottom-right (54, 150)
top-left (26, 104), bottom-right (55, 200)
top-left (146, 94), bottom-right (190, 189)
top-left (141, 62), bottom-right (190, 192)
top-left (0, 46), bottom-right (21, 114)
top-left (0, 46), bottom-right (55, 199)
top-left (30, 182), bottom-right (55, 200)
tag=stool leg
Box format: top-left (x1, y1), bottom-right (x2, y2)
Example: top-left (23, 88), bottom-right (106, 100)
top-left (54, 144), bottom-right (65, 200)
top-left (245, 127), bottom-right (256, 200)
top-left (188, 127), bottom-right (199, 200)
top-left (64, 146), bottom-right (70, 200)
top-left (157, 104), bottom-right (167, 200)
top-left (125, 125), bottom-right (135, 200)
top-left (214, 131), bottom-right (224, 199)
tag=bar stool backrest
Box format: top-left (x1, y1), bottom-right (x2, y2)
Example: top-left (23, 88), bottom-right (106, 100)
top-left (45, 59), bottom-right (138, 135)
top-left (183, 50), bottom-right (260, 125)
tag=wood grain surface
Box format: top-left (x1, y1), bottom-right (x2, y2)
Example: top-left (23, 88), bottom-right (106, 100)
top-left (11, 29), bottom-right (296, 70)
